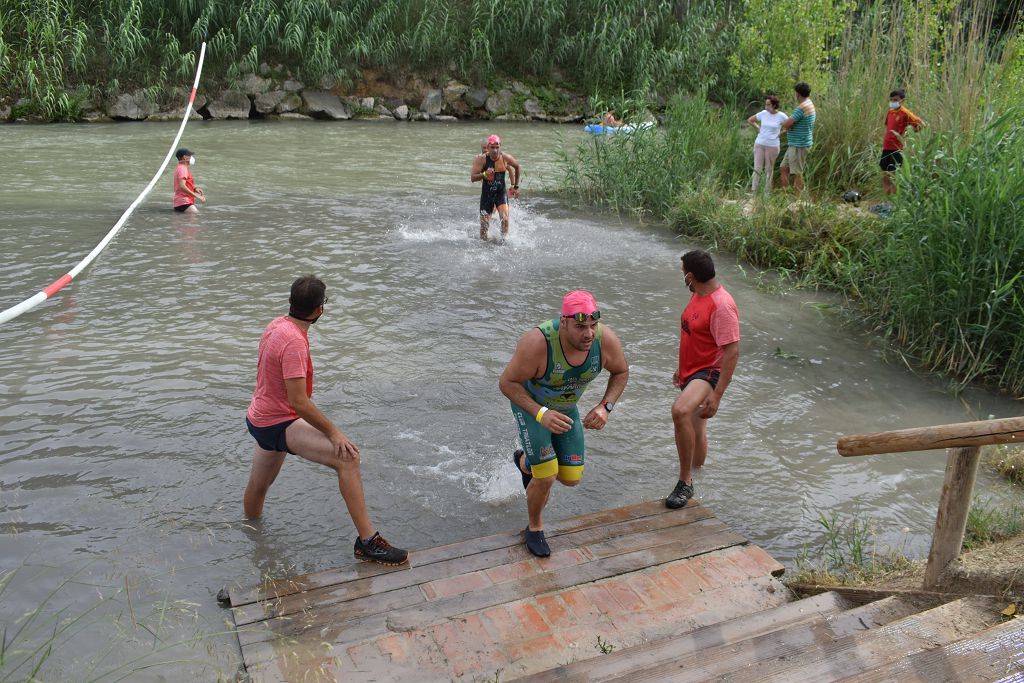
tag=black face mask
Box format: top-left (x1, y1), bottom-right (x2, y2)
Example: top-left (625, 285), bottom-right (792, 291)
top-left (289, 308), bottom-right (322, 324)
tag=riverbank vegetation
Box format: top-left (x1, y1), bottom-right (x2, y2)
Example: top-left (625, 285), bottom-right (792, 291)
top-left (559, 0), bottom-right (1024, 397)
top-left (1, 0), bottom-right (732, 120)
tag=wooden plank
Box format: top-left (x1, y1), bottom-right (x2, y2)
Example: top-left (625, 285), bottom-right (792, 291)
top-left (836, 416), bottom-right (1024, 457)
top-left (923, 446), bottom-right (981, 590)
top-left (240, 525), bottom-right (747, 666)
top-left (238, 517), bottom-right (733, 647)
top-left (616, 595), bottom-right (970, 682)
top-left (837, 618), bottom-right (1024, 682)
top-left (232, 504), bottom-right (716, 626)
top-left (229, 498), bottom-right (691, 606)
top-left (520, 592), bottom-right (854, 682)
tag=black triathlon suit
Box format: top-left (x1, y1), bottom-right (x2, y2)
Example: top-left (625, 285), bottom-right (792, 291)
top-left (479, 154), bottom-right (508, 216)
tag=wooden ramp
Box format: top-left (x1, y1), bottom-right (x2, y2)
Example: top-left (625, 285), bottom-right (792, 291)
top-left (226, 500), bottom-right (1024, 681)
top-left (225, 499), bottom-right (789, 681)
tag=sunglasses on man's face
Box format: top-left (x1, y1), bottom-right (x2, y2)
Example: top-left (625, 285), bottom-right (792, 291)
top-left (565, 311), bottom-right (601, 323)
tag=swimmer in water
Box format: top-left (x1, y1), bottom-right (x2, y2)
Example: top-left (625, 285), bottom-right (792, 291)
top-left (470, 134), bottom-right (522, 240)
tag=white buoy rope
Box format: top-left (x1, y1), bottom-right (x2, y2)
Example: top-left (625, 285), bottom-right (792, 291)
top-left (0, 41), bottom-right (208, 326)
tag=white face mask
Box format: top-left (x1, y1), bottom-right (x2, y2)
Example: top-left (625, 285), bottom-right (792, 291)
top-left (889, 101), bottom-right (900, 110)
top-left (189, 156), bottom-right (196, 166)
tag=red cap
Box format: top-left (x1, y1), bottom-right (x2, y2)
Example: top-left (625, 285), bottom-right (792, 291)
top-left (561, 290), bottom-right (598, 317)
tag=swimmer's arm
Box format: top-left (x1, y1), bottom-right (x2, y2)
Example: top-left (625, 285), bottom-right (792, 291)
top-left (285, 377), bottom-right (359, 458)
top-left (500, 329), bottom-right (573, 433)
top-left (504, 153), bottom-right (522, 187)
top-left (470, 154), bottom-right (486, 183)
top-left (583, 326), bottom-right (629, 429)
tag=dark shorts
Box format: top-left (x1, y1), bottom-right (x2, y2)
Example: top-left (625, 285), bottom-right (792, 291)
top-left (246, 417), bottom-right (297, 453)
top-left (173, 203), bottom-right (193, 212)
top-left (680, 368), bottom-right (720, 391)
top-left (479, 189), bottom-right (508, 216)
top-left (880, 149), bottom-right (903, 172)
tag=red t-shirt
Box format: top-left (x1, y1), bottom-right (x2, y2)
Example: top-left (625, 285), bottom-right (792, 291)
top-left (246, 317), bottom-right (313, 427)
top-left (173, 163), bottom-right (195, 207)
top-left (882, 106), bottom-right (922, 151)
top-left (678, 286), bottom-right (740, 380)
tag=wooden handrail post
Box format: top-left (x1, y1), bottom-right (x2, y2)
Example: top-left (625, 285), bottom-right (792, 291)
top-left (922, 445), bottom-right (981, 591)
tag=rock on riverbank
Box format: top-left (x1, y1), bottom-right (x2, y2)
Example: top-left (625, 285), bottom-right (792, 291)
top-left (1, 65), bottom-right (592, 124)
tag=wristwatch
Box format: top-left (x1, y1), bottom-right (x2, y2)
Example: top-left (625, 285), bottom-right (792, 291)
top-left (602, 401), bottom-right (614, 413)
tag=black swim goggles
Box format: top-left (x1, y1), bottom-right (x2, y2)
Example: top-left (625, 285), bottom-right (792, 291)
top-left (564, 310), bottom-right (601, 323)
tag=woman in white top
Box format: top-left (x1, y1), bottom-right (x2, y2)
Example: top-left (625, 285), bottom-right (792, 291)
top-left (746, 95), bottom-right (789, 192)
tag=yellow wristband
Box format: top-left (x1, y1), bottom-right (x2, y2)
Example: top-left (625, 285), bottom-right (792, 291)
top-left (535, 406), bottom-right (548, 423)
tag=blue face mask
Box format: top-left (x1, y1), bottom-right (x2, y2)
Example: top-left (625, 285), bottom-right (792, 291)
top-left (889, 101), bottom-right (901, 110)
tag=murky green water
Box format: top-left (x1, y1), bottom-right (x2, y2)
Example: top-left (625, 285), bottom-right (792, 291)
top-left (0, 120), bottom-right (1017, 678)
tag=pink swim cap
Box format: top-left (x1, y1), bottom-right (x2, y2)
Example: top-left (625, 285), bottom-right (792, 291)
top-left (487, 134), bottom-right (501, 145)
top-left (561, 290), bottom-right (598, 317)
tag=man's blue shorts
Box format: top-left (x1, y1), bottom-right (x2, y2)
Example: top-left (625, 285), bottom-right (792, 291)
top-left (246, 417), bottom-right (297, 453)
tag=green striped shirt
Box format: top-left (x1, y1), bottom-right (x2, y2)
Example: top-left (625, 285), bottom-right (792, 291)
top-left (787, 99), bottom-right (816, 148)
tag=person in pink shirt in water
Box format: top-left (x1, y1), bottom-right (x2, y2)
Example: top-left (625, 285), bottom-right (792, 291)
top-left (172, 148), bottom-right (205, 213)
top-left (244, 276), bottom-right (409, 566)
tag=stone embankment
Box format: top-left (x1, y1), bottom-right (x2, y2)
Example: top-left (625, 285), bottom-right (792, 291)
top-left (1, 67), bottom-right (594, 124)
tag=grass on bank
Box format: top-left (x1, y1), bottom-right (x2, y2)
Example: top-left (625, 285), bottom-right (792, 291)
top-left (793, 493), bottom-right (1024, 586)
top-left (558, 0), bottom-right (1024, 397)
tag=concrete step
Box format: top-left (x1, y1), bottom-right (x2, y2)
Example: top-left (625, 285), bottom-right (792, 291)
top-left (656, 595), bottom-right (1005, 682)
top-left (837, 616), bottom-right (1024, 682)
top-left (519, 590), bottom-right (855, 682)
top-left (596, 594), bottom-right (950, 682)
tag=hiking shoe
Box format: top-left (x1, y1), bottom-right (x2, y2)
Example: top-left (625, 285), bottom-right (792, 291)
top-left (524, 527), bottom-right (551, 557)
top-left (665, 480), bottom-right (694, 509)
top-left (354, 532), bottom-right (409, 566)
top-left (513, 449), bottom-right (532, 490)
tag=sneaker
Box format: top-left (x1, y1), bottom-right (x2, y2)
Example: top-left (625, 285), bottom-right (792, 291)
top-left (513, 449), bottom-right (532, 490)
top-left (665, 480), bottom-right (694, 509)
top-left (354, 532), bottom-right (409, 566)
top-left (524, 527), bottom-right (551, 557)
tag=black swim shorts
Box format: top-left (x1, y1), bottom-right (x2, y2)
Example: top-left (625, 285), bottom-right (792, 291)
top-left (879, 149), bottom-right (903, 172)
top-left (479, 188), bottom-right (508, 216)
top-left (245, 417), bottom-right (297, 453)
top-left (173, 203), bottom-right (193, 213)
top-left (680, 368), bottom-right (720, 391)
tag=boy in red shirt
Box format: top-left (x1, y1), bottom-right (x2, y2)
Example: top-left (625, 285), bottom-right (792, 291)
top-left (881, 89), bottom-right (924, 195)
top-left (666, 250), bottom-right (740, 509)
top-left (173, 148), bottom-right (205, 213)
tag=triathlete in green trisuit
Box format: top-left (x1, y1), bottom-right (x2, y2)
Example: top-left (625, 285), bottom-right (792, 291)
top-left (499, 290), bottom-right (630, 557)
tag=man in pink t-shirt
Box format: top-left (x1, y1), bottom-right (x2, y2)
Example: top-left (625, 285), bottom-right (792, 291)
top-left (244, 276), bottom-right (408, 566)
top-left (666, 250), bottom-right (740, 509)
top-left (172, 148), bottom-right (205, 213)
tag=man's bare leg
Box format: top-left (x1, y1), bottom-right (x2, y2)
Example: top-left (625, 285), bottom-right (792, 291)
top-left (244, 447), bottom-right (286, 519)
top-left (284, 419), bottom-right (374, 539)
top-left (526, 474), bottom-right (555, 531)
top-left (671, 380), bottom-right (713, 485)
top-left (498, 204), bottom-right (510, 237)
top-left (792, 173), bottom-right (804, 197)
top-left (779, 164), bottom-right (791, 190)
top-left (692, 412), bottom-right (709, 468)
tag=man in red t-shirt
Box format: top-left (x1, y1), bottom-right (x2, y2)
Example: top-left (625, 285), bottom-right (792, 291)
top-left (666, 250), bottom-right (740, 509)
top-left (243, 276), bottom-right (408, 566)
top-left (880, 89), bottom-right (923, 195)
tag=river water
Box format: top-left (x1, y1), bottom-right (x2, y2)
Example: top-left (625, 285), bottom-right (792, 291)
top-left (0, 120), bottom-right (1018, 678)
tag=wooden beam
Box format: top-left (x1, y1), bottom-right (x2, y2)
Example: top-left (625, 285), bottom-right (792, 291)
top-left (836, 416), bottom-right (1024, 457)
top-left (923, 446), bottom-right (981, 591)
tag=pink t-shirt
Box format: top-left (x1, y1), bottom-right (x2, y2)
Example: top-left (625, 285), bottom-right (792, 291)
top-left (678, 286), bottom-right (740, 380)
top-left (246, 317), bottom-right (313, 427)
top-left (173, 163), bottom-right (195, 207)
